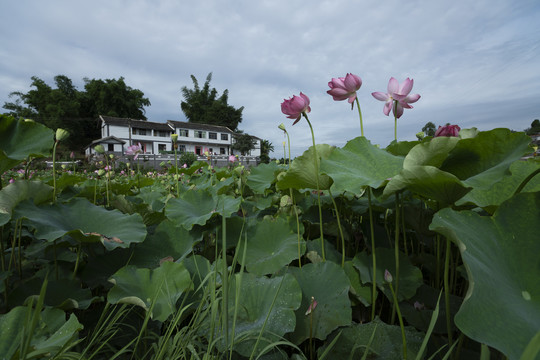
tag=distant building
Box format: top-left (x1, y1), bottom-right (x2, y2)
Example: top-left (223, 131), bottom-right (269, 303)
top-left (85, 116), bottom-right (261, 158)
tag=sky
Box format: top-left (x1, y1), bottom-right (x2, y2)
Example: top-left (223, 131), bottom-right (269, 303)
top-left (1, 0), bottom-right (539, 157)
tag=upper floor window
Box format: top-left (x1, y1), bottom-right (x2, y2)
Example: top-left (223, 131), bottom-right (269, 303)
top-left (195, 130), bottom-right (206, 138)
top-left (155, 130), bottom-right (170, 137)
top-left (179, 129), bottom-right (189, 137)
top-left (132, 128), bottom-right (147, 136)
top-left (221, 133), bottom-right (228, 141)
top-left (209, 132), bottom-right (217, 140)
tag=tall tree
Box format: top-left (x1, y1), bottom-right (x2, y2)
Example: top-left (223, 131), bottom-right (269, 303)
top-left (260, 139), bottom-right (274, 163)
top-left (180, 73), bottom-right (243, 131)
top-left (2, 75), bottom-right (151, 151)
top-left (525, 119), bottom-right (540, 135)
top-left (422, 121), bottom-right (437, 137)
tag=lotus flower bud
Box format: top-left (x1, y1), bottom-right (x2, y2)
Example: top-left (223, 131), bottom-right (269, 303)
top-left (55, 128), bottom-right (69, 142)
top-left (278, 123), bottom-right (286, 132)
top-left (171, 134), bottom-right (178, 143)
top-left (384, 269), bottom-right (393, 283)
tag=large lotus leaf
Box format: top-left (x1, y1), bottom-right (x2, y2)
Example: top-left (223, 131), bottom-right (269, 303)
top-left (130, 219), bottom-right (202, 268)
top-left (218, 272), bottom-right (301, 357)
top-left (237, 216), bottom-right (305, 275)
top-left (8, 277), bottom-right (100, 310)
top-left (440, 128), bottom-right (532, 189)
top-left (276, 144), bottom-right (334, 191)
top-left (403, 136), bottom-right (460, 168)
top-left (0, 116), bottom-right (54, 174)
top-left (246, 161), bottom-right (280, 194)
top-left (456, 158), bottom-right (540, 211)
top-left (353, 248), bottom-right (423, 301)
top-left (320, 136), bottom-right (404, 194)
top-left (165, 190), bottom-right (241, 230)
top-left (289, 262), bottom-right (352, 344)
top-left (0, 180), bottom-right (53, 226)
top-left (385, 139), bottom-right (421, 156)
top-left (0, 306), bottom-right (82, 360)
top-left (383, 165), bottom-right (472, 206)
top-left (108, 261), bottom-right (192, 322)
top-left (318, 317), bottom-right (424, 359)
top-left (80, 248), bottom-right (132, 289)
top-left (13, 197), bottom-right (146, 250)
top-left (430, 192), bottom-right (540, 360)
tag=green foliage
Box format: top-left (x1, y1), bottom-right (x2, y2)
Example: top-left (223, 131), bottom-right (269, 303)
top-left (3, 75), bottom-right (150, 151)
top-left (260, 139), bottom-right (274, 163)
top-left (232, 133), bottom-right (257, 155)
top-left (180, 72), bottom-right (243, 131)
top-left (422, 121), bottom-right (437, 137)
top-left (525, 119), bottom-right (540, 135)
top-left (178, 151), bottom-right (198, 167)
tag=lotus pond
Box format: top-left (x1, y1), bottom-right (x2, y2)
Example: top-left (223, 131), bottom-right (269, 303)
top-left (0, 114), bottom-right (539, 360)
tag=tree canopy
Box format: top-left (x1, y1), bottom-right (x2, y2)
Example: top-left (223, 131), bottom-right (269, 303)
top-left (180, 73), bottom-right (243, 131)
top-left (525, 119), bottom-right (540, 135)
top-left (421, 121), bottom-right (436, 137)
top-left (232, 133), bottom-right (257, 155)
top-left (2, 75), bottom-right (151, 151)
top-left (260, 139), bottom-right (274, 163)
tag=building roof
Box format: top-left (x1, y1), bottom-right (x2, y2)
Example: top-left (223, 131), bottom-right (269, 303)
top-left (100, 116), bottom-right (173, 131)
top-left (167, 120), bottom-right (234, 133)
top-left (84, 136), bottom-right (126, 149)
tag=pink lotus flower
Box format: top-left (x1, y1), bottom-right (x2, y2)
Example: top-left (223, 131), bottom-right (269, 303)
top-left (327, 73), bottom-right (362, 105)
top-left (372, 77), bottom-right (420, 118)
top-left (281, 92), bottom-right (311, 125)
top-left (228, 155), bottom-right (237, 162)
top-left (126, 143), bottom-right (143, 160)
top-left (434, 124), bottom-right (460, 137)
top-left (305, 297), bottom-right (318, 315)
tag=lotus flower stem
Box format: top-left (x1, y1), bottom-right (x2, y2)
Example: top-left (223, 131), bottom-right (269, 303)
top-left (368, 188), bottom-right (377, 320)
top-left (329, 189), bottom-right (346, 267)
top-left (290, 189), bottom-right (302, 268)
top-left (386, 271), bottom-right (408, 359)
top-left (392, 193), bottom-right (401, 324)
top-left (355, 97), bottom-right (364, 137)
top-left (302, 113), bottom-right (326, 261)
top-left (444, 237), bottom-right (453, 348)
top-left (393, 100), bottom-right (398, 141)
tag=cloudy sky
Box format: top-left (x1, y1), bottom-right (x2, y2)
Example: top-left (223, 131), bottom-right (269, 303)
top-left (1, 0), bottom-right (539, 157)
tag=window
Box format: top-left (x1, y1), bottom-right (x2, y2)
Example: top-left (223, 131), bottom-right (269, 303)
top-left (208, 148), bottom-right (213, 154)
top-left (195, 130), bottom-right (206, 138)
top-left (221, 133), bottom-right (228, 140)
top-left (108, 144), bottom-right (114, 152)
top-left (209, 132), bottom-right (217, 140)
top-left (195, 146), bottom-right (202, 155)
top-left (132, 128), bottom-right (147, 136)
top-left (178, 144), bottom-right (186, 153)
top-left (158, 144), bottom-right (166, 153)
top-left (155, 131), bottom-right (169, 137)
top-left (220, 147), bottom-right (226, 154)
top-left (179, 129), bottom-right (189, 137)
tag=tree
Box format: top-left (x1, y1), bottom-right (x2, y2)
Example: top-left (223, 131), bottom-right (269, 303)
top-left (232, 133), bottom-right (256, 155)
top-left (422, 121), bottom-right (437, 137)
top-left (180, 73), bottom-right (243, 131)
top-left (2, 75), bottom-right (151, 152)
top-left (525, 119), bottom-right (540, 135)
top-left (260, 139), bottom-right (274, 164)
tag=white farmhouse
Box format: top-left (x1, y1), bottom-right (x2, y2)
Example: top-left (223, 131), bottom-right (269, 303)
top-left (85, 115), bottom-right (261, 158)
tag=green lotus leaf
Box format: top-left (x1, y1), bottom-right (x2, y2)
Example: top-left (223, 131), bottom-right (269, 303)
top-left (276, 144), bottom-right (334, 191)
top-left (246, 161), bottom-right (280, 194)
top-left (289, 262), bottom-right (352, 344)
top-left (0, 180), bottom-right (53, 226)
top-left (343, 261), bottom-right (372, 306)
top-left (237, 216), bottom-right (305, 275)
top-left (383, 165), bottom-right (472, 206)
top-left (8, 277), bottom-right (100, 310)
top-left (216, 272), bottom-right (302, 357)
top-left (430, 192), bottom-right (540, 360)
top-left (165, 189), bottom-right (241, 230)
top-left (0, 307), bottom-right (83, 359)
top-left (318, 317), bottom-right (424, 359)
top-left (353, 248), bottom-right (423, 301)
top-left (385, 139), bottom-right (421, 156)
top-left (0, 116), bottom-right (54, 174)
top-left (440, 128), bottom-right (532, 189)
top-left (403, 136), bottom-right (460, 168)
top-left (108, 261), bottom-right (192, 322)
top-left (456, 158), bottom-right (540, 211)
top-left (320, 136), bottom-right (404, 194)
top-left (130, 219), bottom-right (203, 268)
top-left (13, 197), bottom-right (147, 249)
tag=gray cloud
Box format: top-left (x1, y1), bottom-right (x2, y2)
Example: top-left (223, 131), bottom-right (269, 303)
top-left (1, 0), bottom-right (539, 157)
